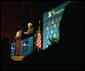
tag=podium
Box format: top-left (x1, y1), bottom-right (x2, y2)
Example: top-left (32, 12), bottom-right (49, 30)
top-left (15, 30), bottom-right (22, 56)
top-left (11, 30), bottom-right (24, 61)
top-left (11, 30), bottom-right (33, 61)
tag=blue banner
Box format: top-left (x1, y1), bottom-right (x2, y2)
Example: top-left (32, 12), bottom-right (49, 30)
top-left (43, 1), bottom-right (71, 50)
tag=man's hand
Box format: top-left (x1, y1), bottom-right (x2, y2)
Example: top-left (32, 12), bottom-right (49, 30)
top-left (24, 32), bottom-right (29, 35)
top-left (24, 32), bottom-right (27, 34)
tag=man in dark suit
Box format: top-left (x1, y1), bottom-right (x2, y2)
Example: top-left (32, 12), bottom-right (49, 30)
top-left (24, 23), bottom-right (34, 35)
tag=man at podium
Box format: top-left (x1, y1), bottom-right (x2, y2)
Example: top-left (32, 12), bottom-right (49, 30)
top-left (15, 22), bottom-right (34, 56)
top-left (24, 23), bottom-right (34, 35)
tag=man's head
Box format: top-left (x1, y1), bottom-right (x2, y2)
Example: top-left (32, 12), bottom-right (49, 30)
top-left (27, 23), bottom-right (33, 28)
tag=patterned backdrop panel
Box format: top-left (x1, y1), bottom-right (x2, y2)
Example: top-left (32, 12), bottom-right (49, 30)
top-left (43, 1), bottom-right (71, 50)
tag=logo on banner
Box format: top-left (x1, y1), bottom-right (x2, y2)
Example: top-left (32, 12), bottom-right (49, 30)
top-left (23, 41), bottom-right (28, 51)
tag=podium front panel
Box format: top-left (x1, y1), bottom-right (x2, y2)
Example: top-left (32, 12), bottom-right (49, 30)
top-left (20, 37), bottom-right (33, 56)
top-left (11, 42), bottom-right (16, 56)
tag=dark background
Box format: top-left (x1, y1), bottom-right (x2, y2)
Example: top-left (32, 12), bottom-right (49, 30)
top-left (1, 1), bottom-right (84, 70)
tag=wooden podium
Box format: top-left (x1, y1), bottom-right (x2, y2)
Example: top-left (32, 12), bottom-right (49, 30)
top-left (11, 30), bottom-right (24, 61)
top-left (15, 30), bottom-right (22, 56)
